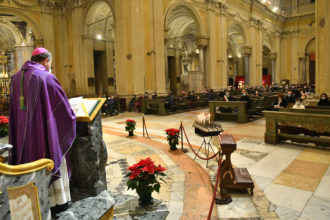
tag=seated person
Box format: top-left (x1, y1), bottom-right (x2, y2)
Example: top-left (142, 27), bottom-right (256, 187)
top-left (135, 94), bottom-right (144, 112)
top-left (152, 92), bottom-right (158, 99)
top-left (144, 92), bottom-right (149, 99)
top-left (129, 95), bottom-right (137, 111)
top-left (223, 90), bottom-right (233, 102)
top-left (284, 91), bottom-right (295, 105)
top-left (274, 94), bottom-right (287, 109)
top-left (187, 91), bottom-right (193, 105)
top-left (292, 98), bottom-right (305, 109)
top-left (165, 92), bottom-right (174, 110)
top-left (255, 90), bottom-right (260, 97)
top-left (318, 93), bottom-right (330, 106)
top-left (301, 94), bottom-right (309, 106)
top-left (219, 90), bottom-right (233, 113)
top-left (240, 90), bottom-right (250, 102)
top-left (207, 89), bottom-right (214, 101)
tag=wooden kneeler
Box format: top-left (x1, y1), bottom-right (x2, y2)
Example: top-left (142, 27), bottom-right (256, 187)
top-left (216, 134), bottom-right (254, 205)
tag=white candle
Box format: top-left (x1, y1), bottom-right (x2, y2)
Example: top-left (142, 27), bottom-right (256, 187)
top-left (208, 113), bottom-right (211, 124)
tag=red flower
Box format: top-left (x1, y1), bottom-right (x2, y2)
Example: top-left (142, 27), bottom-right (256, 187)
top-left (155, 165), bottom-right (166, 172)
top-left (129, 169), bottom-right (141, 179)
top-left (141, 163), bottom-right (155, 174)
top-left (126, 119), bottom-right (136, 123)
top-left (0, 116), bottom-right (9, 124)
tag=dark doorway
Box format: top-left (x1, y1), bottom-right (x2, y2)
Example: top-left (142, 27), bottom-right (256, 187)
top-left (93, 50), bottom-right (108, 97)
top-left (168, 56), bottom-right (177, 94)
top-left (309, 61), bottom-right (315, 85)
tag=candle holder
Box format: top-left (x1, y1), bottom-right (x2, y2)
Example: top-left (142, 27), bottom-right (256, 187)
top-left (193, 120), bottom-right (223, 167)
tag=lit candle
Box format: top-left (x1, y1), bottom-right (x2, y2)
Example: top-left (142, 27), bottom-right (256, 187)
top-left (208, 113), bottom-right (211, 124)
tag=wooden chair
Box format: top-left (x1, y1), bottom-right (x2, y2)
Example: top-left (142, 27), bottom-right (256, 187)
top-left (0, 159), bottom-right (54, 220)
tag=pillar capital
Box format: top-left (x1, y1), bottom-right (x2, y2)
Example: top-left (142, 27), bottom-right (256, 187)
top-left (269, 53), bottom-right (277, 60)
top-left (196, 35), bottom-right (209, 48)
top-left (242, 46), bottom-right (252, 56)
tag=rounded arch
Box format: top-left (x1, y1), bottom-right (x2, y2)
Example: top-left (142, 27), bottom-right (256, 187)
top-left (164, 2), bottom-right (206, 37)
top-left (263, 33), bottom-right (273, 52)
top-left (0, 8), bottom-right (41, 40)
top-left (227, 22), bottom-right (247, 45)
top-left (0, 22), bottom-right (24, 45)
top-left (83, 0), bottom-right (115, 37)
top-left (305, 37), bottom-right (315, 54)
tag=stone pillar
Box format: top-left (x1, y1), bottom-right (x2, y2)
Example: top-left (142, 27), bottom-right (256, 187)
top-left (197, 35), bottom-right (208, 90)
top-left (219, 5), bottom-right (228, 88)
top-left (298, 57), bottom-right (304, 83)
top-left (206, 7), bottom-right (217, 89)
top-left (291, 31), bottom-right (299, 84)
top-left (305, 54), bottom-right (310, 84)
top-left (39, 0), bottom-right (57, 74)
top-left (274, 33), bottom-right (281, 84)
top-left (243, 46), bottom-right (251, 86)
top-left (315, 0), bottom-right (330, 94)
top-left (270, 53), bottom-right (277, 84)
top-left (153, 0), bottom-right (166, 94)
top-left (249, 18), bottom-right (263, 86)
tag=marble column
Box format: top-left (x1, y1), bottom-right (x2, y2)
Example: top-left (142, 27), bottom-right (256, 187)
top-left (315, 0), bottom-right (330, 94)
top-left (206, 7), bottom-right (217, 89)
top-left (270, 53), bottom-right (277, 84)
top-left (291, 32), bottom-right (299, 84)
top-left (243, 46), bottom-right (251, 86)
top-left (305, 54), bottom-right (310, 84)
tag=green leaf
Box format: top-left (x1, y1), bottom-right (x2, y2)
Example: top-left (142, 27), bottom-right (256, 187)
top-left (160, 178), bottom-right (167, 184)
top-left (154, 183), bottom-right (160, 193)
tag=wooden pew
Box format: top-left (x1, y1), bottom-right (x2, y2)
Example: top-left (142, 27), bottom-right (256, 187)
top-left (306, 105), bottom-right (330, 110)
top-left (264, 111), bottom-right (330, 148)
top-left (279, 108), bottom-right (330, 115)
top-left (209, 101), bottom-right (249, 123)
top-left (142, 98), bottom-right (168, 115)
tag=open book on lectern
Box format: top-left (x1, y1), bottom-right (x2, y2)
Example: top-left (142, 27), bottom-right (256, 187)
top-left (69, 97), bottom-right (106, 122)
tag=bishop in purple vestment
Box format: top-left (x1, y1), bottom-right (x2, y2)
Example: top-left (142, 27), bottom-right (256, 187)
top-left (9, 48), bottom-right (76, 210)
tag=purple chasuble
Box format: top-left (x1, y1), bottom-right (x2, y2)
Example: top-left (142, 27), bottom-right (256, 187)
top-left (9, 61), bottom-right (76, 185)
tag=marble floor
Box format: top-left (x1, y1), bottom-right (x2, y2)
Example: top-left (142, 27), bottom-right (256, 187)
top-left (102, 109), bottom-right (330, 220)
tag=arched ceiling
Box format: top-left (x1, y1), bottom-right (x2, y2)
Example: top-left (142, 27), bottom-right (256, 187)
top-left (0, 26), bottom-right (15, 51)
top-left (0, 15), bottom-right (28, 51)
top-left (86, 1), bottom-right (114, 40)
top-left (228, 24), bottom-right (246, 57)
top-left (228, 24), bottom-right (245, 46)
top-left (167, 6), bottom-right (199, 39)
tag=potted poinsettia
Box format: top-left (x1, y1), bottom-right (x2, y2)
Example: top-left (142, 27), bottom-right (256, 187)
top-left (0, 116), bottom-right (9, 138)
top-left (165, 128), bottom-right (180, 150)
top-left (125, 119), bottom-right (136, 136)
top-left (126, 157), bottom-right (166, 206)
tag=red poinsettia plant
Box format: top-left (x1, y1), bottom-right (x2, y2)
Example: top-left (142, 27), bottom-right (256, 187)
top-left (125, 119), bottom-right (136, 136)
top-left (165, 128), bottom-right (180, 150)
top-left (126, 157), bottom-right (166, 205)
top-left (0, 116), bottom-right (9, 137)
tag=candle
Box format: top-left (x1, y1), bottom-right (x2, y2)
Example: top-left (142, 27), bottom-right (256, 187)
top-left (208, 113), bottom-right (211, 124)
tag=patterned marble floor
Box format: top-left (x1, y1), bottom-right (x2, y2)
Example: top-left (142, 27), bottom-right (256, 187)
top-left (102, 109), bottom-right (330, 220)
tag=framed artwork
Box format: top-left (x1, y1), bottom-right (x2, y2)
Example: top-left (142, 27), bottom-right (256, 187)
top-left (7, 182), bottom-right (41, 220)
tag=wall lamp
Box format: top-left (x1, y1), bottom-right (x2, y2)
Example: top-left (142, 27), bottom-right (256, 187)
top-left (147, 51), bottom-right (156, 56)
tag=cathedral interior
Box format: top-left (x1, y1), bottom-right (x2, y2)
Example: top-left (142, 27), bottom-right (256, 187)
top-left (1, 0), bottom-right (330, 219)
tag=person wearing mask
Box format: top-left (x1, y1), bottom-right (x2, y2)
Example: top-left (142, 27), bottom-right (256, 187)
top-left (129, 95), bottom-right (137, 111)
top-left (152, 92), bottom-right (158, 99)
top-left (292, 98), bottom-right (305, 109)
top-left (223, 90), bottom-right (233, 102)
top-left (284, 91), bottom-right (295, 105)
top-left (165, 92), bottom-right (174, 110)
top-left (318, 93), bottom-right (330, 106)
top-left (274, 94), bottom-right (287, 109)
